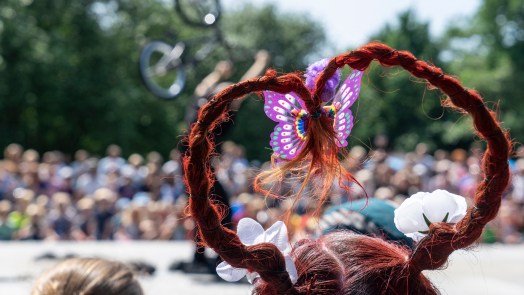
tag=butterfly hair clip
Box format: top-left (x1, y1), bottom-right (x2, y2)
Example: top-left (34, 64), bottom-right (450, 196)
top-left (263, 59), bottom-right (363, 161)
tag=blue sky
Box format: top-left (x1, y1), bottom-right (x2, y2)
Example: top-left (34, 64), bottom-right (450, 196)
top-left (222, 0), bottom-right (481, 53)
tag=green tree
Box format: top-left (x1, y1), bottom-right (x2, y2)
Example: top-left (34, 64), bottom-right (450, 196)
top-left (0, 0), bottom-right (326, 159)
top-left (0, 0), bottom-right (181, 156)
top-left (444, 0), bottom-right (523, 145)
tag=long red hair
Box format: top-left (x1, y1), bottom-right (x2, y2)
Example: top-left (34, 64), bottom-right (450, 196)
top-left (183, 42), bottom-right (511, 294)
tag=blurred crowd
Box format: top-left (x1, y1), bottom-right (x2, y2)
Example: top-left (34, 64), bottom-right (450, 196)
top-left (0, 140), bottom-right (522, 243)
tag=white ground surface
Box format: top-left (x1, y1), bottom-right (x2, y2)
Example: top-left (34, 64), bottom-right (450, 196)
top-left (0, 241), bottom-right (523, 295)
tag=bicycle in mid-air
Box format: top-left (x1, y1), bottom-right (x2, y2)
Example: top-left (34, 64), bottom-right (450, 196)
top-left (139, 0), bottom-right (228, 99)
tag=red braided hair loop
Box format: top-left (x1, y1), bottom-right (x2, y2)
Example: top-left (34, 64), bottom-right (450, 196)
top-left (185, 42), bottom-right (510, 292)
top-left (314, 42), bottom-right (510, 272)
top-left (183, 70), bottom-right (309, 294)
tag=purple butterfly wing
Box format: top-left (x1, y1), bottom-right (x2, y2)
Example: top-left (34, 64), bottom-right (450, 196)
top-left (264, 91), bottom-right (307, 160)
top-left (264, 91), bottom-right (306, 123)
top-left (333, 109), bottom-right (354, 147)
top-left (333, 70), bottom-right (363, 147)
top-left (269, 123), bottom-right (306, 160)
top-left (334, 70), bottom-right (363, 112)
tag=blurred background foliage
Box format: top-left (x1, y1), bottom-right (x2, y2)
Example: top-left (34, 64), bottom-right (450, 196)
top-left (0, 0), bottom-right (522, 160)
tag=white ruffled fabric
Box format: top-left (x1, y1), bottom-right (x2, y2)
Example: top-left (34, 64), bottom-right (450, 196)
top-left (394, 189), bottom-right (467, 242)
top-left (216, 218), bottom-right (298, 284)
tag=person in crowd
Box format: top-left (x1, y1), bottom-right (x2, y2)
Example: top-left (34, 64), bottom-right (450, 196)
top-left (0, 200), bottom-right (14, 240)
top-left (17, 203), bottom-right (46, 240)
top-left (4, 143), bottom-right (23, 166)
top-left (8, 188), bottom-right (33, 231)
top-left (71, 197), bottom-right (96, 240)
top-left (74, 157), bottom-right (101, 197)
top-left (93, 188), bottom-right (116, 240)
top-left (48, 192), bottom-right (74, 240)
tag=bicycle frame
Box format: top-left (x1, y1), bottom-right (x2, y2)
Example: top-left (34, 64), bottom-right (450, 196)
top-left (140, 0), bottom-right (252, 100)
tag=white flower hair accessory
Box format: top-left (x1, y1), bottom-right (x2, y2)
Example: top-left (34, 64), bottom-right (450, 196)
top-left (216, 218), bottom-right (298, 284)
top-left (394, 189), bottom-right (467, 242)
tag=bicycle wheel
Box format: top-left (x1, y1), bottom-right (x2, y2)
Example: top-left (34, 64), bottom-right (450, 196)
top-left (139, 41), bottom-right (187, 100)
top-left (175, 0), bottom-right (221, 27)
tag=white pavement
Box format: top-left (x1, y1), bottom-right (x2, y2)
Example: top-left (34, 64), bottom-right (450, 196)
top-left (0, 241), bottom-right (523, 294)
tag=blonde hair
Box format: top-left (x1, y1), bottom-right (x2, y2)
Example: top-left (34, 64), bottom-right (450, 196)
top-left (31, 258), bottom-right (143, 295)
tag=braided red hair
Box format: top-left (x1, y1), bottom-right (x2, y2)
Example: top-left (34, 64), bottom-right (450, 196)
top-left (183, 42), bottom-right (511, 294)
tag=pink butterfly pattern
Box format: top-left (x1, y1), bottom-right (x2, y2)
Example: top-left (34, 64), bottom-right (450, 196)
top-left (263, 70), bottom-right (363, 160)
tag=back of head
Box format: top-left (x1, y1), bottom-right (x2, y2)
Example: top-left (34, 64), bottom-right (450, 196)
top-left (320, 232), bottom-right (437, 295)
top-left (254, 239), bottom-right (345, 294)
top-left (31, 258), bottom-right (143, 295)
top-left (182, 42), bottom-right (511, 295)
top-left (254, 232), bottom-right (438, 295)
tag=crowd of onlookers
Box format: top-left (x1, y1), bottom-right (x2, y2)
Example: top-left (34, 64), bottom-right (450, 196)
top-left (0, 140), bottom-right (523, 243)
